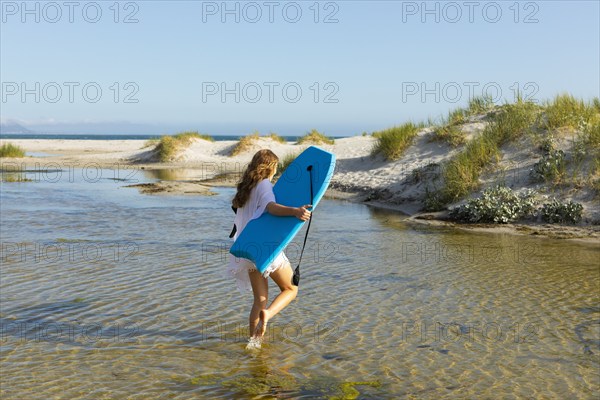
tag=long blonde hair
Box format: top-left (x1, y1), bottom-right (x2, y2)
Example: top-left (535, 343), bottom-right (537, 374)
top-left (232, 149), bottom-right (278, 208)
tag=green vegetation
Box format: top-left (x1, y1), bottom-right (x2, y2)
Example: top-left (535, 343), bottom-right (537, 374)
top-left (1, 173), bottom-right (32, 182)
top-left (439, 98), bottom-right (540, 202)
top-left (449, 186), bottom-right (584, 224)
top-left (540, 198), bottom-right (583, 224)
top-left (592, 174), bottom-right (600, 198)
top-left (530, 149), bottom-right (566, 182)
top-left (267, 132), bottom-right (286, 143)
top-left (172, 131), bottom-right (214, 142)
top-left (423, 188), bottom-right (446, 212)
top-left (0, 143), bottom-right (25, 158)
top-left (371, 122), bottom-right (419, 160)
top-left (574, 118), bottom-right (600, 156)
top-left (449, 186), bottom-right (537, 223)
top-left (544, 94), bottom-right (599, 130)
top-left (331, 381), bottom-right (382, 400)
top-left (155, 131), bottom-right (213, 162)
top-left (448, 107), bottom-right (468, 125)
top-left (277, 152), bottom-right (298, 175)
top-left (230, 132), bottom-right (260, 156)
top-left (142, 138), bottom-right (160, 149)
top-left (399, 94), bottom-right (597, 222)
top-left (585, 122), bottom-right (600, 195)
top-left (230, 131), bottom-right (288, 156)
top-left (430, 124), bottom-right (466, 147)
top-left (297, 129), bottom-right (334, 145)
top-left (429, 97), bottom-right (495, 147)
top-left (587, 120), bottom-right (600, 148)
top-left (484, 97), bottom-right (540, 145)
top-left (440, 134), bottom-right (499, 202)
top-left (468, 95), bottom-right (495, 115)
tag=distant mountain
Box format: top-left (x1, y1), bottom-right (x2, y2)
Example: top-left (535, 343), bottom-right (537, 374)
top-left (0, 122), bottom-right (33, 134)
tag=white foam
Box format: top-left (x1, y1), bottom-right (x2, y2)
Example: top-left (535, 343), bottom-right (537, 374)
top-left (245, 336), bottom-right (263, 350)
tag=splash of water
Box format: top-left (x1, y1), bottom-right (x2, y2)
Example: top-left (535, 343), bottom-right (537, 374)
top-left (245, 336), bottom-right (263, 350)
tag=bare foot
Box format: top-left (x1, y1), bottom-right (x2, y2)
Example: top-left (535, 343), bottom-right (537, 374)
top-left (255, 309), bottom-right (271, 337)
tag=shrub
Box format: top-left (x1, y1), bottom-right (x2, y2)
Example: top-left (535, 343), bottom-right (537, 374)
top-left (0, 143), bottom-right (25, 158)
top-left (267, 133), bottom-right (286, 143)
top-left (430, 124), bottom-right (466, 147)
top-left (485, 98), bottom-right (539, 145)
top-left (438, 98), bottom-right (540, 203)
top-left (539, 135), bottom-right (556, 153)
top-left (584, 120), bottom-right (600, 150)
top-left (174, 131), bottom-right (214, 142)
top-left (593, 97), bottom-right (600, 113)
top-left (544, 94), bottom-right (598, 130)
top-left (441, 135), bottom-right (499, 201)
top-left (423, 189), bottom-right (446, 212)
top-left (154, 131), bottom-right (213, 162)
top-left (449, 186), bottom-right (538, 224)
top-left (448, 108), bottom-right (468, 125)
top-left (530, 149), bottom-right (566, 182)
top-left (297, 129), bottom-right (334, 145)
top-left (231, 133), bottom-right (260, 156)
top-left (371, 122), bottom-right (419, 161)
top-left (540, 198), bottom-right (583, 224)
top-left (468, 95), bottom-right (495, 115)
top-left (277, 152), bottom-right (298, 176)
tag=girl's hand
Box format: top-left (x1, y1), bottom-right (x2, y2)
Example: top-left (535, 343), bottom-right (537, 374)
top-left (295, 205), bottom-right (312, 221)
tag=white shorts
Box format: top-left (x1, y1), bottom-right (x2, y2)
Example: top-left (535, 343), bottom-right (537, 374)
top-left (225, 251), bottom-right (290, 293)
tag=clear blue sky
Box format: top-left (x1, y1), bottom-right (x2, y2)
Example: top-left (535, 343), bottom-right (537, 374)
top-left (1, 0), bottom-right (599, 135)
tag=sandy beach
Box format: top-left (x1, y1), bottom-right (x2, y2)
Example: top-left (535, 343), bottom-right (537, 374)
top-left (2, 132), bottom-right (599, 243)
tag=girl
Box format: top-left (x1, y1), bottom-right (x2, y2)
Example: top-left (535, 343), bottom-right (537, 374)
top-left (226, 149), bottom-right (311, 342)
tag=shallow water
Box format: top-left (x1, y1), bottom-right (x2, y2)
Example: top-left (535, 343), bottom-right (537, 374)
top-left (1, 168), bottom-right (599, 399)
top-left (24, 152), bottom-right (58, 158)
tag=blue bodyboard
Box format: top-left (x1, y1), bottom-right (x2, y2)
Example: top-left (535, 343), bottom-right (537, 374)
top-left (229, 146), bottom-right (336, 273)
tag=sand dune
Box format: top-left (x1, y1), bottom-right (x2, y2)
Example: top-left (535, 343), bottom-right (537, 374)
top-left (2, 126), bottom-right (599, 241)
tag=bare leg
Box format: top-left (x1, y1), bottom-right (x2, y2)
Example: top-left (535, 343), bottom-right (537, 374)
top-left (256, 262), bottom-right (298, 337)
top-left (248, 269), bottom-right (268, 338)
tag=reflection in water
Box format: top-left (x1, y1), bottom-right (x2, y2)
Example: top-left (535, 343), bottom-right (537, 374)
top-left (0, 172), bottom-right (32, 182)
top-left (0, 171), bottom-right (599, 398)
top-left (140, 167), bottom-right (242, 182)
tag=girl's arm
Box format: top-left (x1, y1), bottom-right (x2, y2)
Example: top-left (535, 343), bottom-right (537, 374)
top-left (266, 202), bottom-right (312, 221)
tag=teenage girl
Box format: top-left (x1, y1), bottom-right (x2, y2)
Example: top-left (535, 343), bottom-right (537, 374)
top-left (226, 149), bottom-right (311, 340)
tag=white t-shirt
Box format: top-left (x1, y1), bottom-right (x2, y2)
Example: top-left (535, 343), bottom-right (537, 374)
top-left (231, 178), bottom-right (275, 241)
top-left (226, 178), bottom-right (289, 292)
